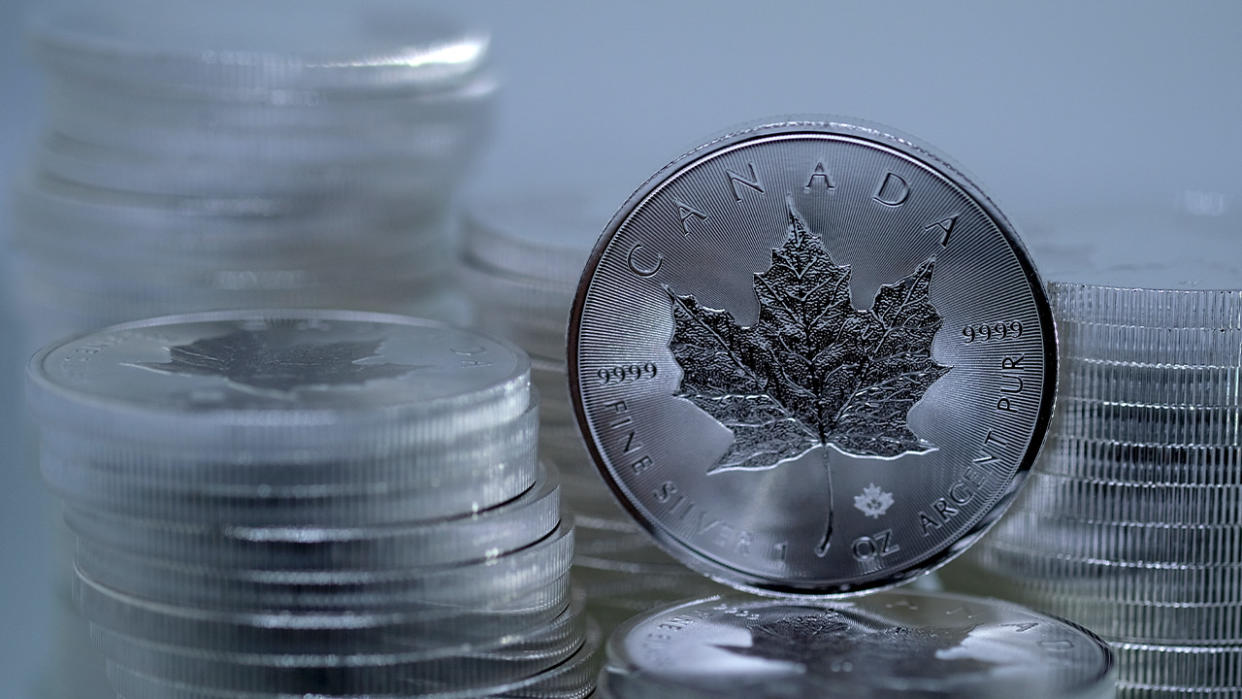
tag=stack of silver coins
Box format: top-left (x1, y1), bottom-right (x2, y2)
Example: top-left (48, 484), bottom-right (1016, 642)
top-left (459, 195), bottom-right (728, 631)
top-left (597, 591), bottom-right (1117, 699)
top-left (458, 194), bottom-right (605, 465)
top-left (941, 205), bottom-right (1242, 698)
top-left (10, 0), bottom-right (494, 352)
top-left (28, 310), bottom-right (598, 698)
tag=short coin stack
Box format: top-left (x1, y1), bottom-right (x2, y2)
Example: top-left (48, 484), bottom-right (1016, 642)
top-left (11, 0), bottom-right (494, 351)
top-left (597, 590), bottom-right (1117, 699)
top-left (459, 195), bottom-right (728, 631)
top-left (941, 207), bottom-right (1242, 698)
top-left (29, 310), bottom-right (597, 698)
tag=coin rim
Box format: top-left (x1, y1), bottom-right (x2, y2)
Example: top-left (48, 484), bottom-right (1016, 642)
top-left (600, 590), bottom-right (1114, 695)
top-left (567, 117), bottom-right (1058, 596)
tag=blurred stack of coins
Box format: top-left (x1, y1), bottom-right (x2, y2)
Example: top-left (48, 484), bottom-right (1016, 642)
top-left (10, 3), bottom-right (496, 695)
top-left (10, 0), bottom-right (496, 353)
top-left (29, 311), bottom-right (598, 698)
top-left (459, 195), bottom-right (728, 632)
top-left (941, 203), bottom-right (1242, 698)
top-left (597, 591), bottom-right (1117, 699)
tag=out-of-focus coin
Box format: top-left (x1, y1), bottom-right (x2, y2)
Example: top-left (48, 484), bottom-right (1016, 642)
top-left (29, 0), bottom-right (490, 96)
top-left (89, 591), bottom-right (588, 695)
top-left (462, 191), bottom-right (612, 288)
top-left (599, 590), bottom-right (1115, 699)
top-left (1035, 436), bottom-right (1242, 485)
top-left (73, 521), bottom-right (575, 612)
top-left (73, 570), bottom-right (575, 655)
top-left (984, 511), bottom-right (1242, 565)
top-left (936, 574), bottom-right (1242, 644)
top-left (955, 545), bottom-right (1242, 604)
top-left (63, 463), bottom-right (562, 569)
top-left (28, 310), bottom-right (530, 450)
top-left (1013, 471), bottom-right (1242, 526)
top-left (569, 118), bottom-right (1056, 594)
top-left (1027, 207), bottom-right (1242, 295)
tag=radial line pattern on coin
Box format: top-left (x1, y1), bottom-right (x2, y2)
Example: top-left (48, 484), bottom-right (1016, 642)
top-left (569, 121), bottom-right (1055, 594)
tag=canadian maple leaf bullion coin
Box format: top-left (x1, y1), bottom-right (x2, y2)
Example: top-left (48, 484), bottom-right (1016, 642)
top-left (568, 118), bottom-right (1055, 595)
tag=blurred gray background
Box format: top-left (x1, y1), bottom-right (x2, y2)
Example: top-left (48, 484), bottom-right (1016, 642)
top-left (1, 0), bottom-right (1239, 692)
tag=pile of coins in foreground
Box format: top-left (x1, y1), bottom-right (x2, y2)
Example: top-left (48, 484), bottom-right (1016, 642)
top-left (10, 0), bottom-right (493, 352)
top-left (943, 209), bottom-right (1242, 698)
top-left (28, 311), bottom-right (598, 698)
top-left (596, 591), bottom-right (1116, 699)
top-left (458, 196), bottom-right (729, 631)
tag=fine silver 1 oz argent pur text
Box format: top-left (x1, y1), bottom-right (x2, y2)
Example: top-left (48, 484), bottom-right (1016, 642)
top-left (568, 118), bottom-right (1056, 595)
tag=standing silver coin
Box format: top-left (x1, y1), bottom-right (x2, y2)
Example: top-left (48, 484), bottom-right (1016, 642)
top-left (568, 118), bottom-right (1055, 594)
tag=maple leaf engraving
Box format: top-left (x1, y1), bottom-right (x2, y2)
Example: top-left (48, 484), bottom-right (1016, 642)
top-left (714, 610), bottom-right (996, 688)
top-left (853, 483), bottom-right (895, 519)
top-left (667, 194), bottom-right (950, 551)
top-left (129, 328), bottom-right (423, 397)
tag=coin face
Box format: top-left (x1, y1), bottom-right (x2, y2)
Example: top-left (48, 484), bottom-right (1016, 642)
top-left (32, 309), bottom-right (527, 415)
top-left (568, 119), bottom-right (1056, 594)
top-left (602, 592), bottom-right (1114, 699)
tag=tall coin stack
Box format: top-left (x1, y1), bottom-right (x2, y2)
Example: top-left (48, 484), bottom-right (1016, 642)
top-left (459, 196), bottom-right (728, 631)
top-left (29, 311), bottom-right (598, 698)
top-left (941, 206), bottom-right (1242, 698)
top-left (11, 0), bottom-right (495, 353)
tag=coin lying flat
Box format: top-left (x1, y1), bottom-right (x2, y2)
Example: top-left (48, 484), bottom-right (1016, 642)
top-left (73, 570), bottom-right (574, 655)
top-left (598, 591), bottom-right (1115, 699)
top-left (28, 310), bottom-right (530, 450)
top-left (62, 463), bottom-right (562, 569)
top-left (569, 118), bottom-right (1056, 594)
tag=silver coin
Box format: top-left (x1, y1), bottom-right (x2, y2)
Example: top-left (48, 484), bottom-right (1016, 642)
top-left (1058, 359), bottom-right (1240, 408)
top-left (13, 174), bottom-right (453, 255)
top-left (34, 132), bottom-right (478, 201)
top-left (484, 617), bottom-right (602, 699)
top-left (569, 118), bottom-right (1056, 594)
top-left (939, 573), bottom-right (1242, 644)
top-left (1114, 641), bottom-right (1242, 690)
top-left (462, 191), bottom-right (613, 289)
top-left (74, 520), bottom-right (574, 612)
top-left (1035, 437), bottom-right (1242, 486)
top-left (475, 305), bottom-right (572, 365)
top-left (1057, 321), bottom-right (1242, 366)
top-left (1113, 683), bottom-right (1242, 699)
top-left (74, 570), bottom-right (574, 655)
top-left (90, 591), bottom-right (587, 694)
top-left (955, 545), bottom-right (1242, 604)
top-left (101, 616), bottom-right (603, 699)
top-left (40, 396), bottom-right (539, 488)
top-left (1056, 399), bottom-right (1240, 446)
top-left (1013, 471), bottom-right (1242, 526)
top-left (29, 310), bottom-right (529, 450)
top-left (63, 463), bottom-right (561, 569)
top-left (599, 590), bottom-right (1114, 699)
top-left (30, 0), bottom-right (490, 96)
top-left (1048, 283), bottom-right (1242, 330)
top-left (984, 511), bottom-right (1242, 566)
top-left (1027, 205), bottom-right (1242, 293)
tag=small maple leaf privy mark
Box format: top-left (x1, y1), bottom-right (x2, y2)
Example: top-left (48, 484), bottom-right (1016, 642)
top-left (853, 484), bottom-right (894, 519)
top-left (666, 194), bottom-right (950, 554)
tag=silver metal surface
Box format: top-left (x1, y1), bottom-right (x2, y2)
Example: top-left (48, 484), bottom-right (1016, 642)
top-left (29, 310), bottom-right (530, 448)
top-left (569, 118), bottom-right (1056, 594)
top-left (600, 590), bottom-right (1115, 699)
